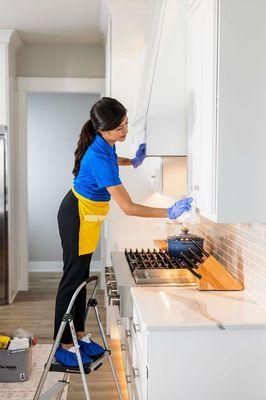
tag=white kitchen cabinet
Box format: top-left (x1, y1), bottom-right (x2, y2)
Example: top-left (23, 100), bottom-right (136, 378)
top-left (112, 252), bottom-right (266, 399)
top-left (187, 0), bottom-right (266, 222)
top-left (126, 287), bottom-right (266, 400)
top-left (187, 0), bottom-right (217, 217)
top-left (133, 0), bottom-right (187, 156)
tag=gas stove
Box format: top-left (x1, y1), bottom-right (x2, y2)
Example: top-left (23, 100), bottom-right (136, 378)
top-left (124, 248), bottom-right (202, 285)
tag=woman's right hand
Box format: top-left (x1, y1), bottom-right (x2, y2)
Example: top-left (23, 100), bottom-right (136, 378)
top-left (167, 197), bottom-right (193, 220)
top-left (132, 143), bottom-right (146, 168)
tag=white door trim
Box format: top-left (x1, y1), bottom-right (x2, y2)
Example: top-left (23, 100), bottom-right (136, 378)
top-left (17, 77), bottom-right (105, 291)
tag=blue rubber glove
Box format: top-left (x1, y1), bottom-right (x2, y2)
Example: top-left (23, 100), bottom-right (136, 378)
top-left (167, 197), bottom-right (193, 220)
top-left (132, 143), bottom-right (146, 168)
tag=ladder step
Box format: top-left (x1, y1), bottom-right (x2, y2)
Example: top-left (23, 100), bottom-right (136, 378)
top-left (39, 380), bottom-right (69, 400)
top-left (48, 350), bottom-right (110, 374)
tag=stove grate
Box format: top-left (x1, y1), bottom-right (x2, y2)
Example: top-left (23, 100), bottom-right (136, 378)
top-left (125, 248), bottom-right (189, 271)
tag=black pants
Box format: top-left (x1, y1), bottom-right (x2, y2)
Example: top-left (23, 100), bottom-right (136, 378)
top-left (53, 190), bottom-right (93, 344)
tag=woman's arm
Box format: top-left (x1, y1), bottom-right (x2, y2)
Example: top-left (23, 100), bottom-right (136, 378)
top-left (107, 184), bottom-right (168, 218)
top-left (117, 157), bottom-right (133, 166)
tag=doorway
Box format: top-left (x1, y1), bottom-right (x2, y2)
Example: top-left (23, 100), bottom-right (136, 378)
top-left (16, 77), bottom-right (105, 292)
top-left (27, 92), bottom-right (100, 272)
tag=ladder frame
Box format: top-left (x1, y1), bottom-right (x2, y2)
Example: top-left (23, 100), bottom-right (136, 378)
top-left (33, 275), bottom-right (123, 400)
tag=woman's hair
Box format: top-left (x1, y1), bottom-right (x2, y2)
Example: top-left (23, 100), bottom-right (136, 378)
top-left (73, 97), bottom-right (127, 176)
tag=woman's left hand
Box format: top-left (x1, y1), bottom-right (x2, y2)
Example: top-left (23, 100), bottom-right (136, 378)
top-left (132, 143), bottom-right (146, 168)
top-left (168, 197), bottom-right (193, 220)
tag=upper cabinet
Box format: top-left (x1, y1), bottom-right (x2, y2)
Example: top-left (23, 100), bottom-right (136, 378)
top-left (187, 0), bottom-right (266, 223)
top-left (132, 0), bottom-right (188, 156)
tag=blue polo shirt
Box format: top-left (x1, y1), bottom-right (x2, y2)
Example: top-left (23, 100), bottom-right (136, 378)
top-left (73, 134), bottom-right (122, 201)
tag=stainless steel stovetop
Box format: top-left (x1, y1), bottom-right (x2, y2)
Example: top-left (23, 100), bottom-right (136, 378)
top-left (124, 248), bottom-right (199, 286)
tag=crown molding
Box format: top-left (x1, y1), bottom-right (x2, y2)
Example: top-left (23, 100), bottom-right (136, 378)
top-left (0, 29), bottom-right (23, 51)
top-left (0, 29), bottom-right (13, 43)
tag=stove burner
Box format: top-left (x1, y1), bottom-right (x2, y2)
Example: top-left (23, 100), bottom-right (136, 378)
top-left (125, 248), bottom-right (186, 270)
top-left (125, 248), bottom-right (202, 283)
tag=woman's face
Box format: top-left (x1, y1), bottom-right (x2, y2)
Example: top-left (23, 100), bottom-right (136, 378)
top-left (100, 115), bottom-right (128, 144)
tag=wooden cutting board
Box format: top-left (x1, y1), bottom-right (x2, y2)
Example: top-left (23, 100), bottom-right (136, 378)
top-left (154, 239), bottom-right (168, 251)
top-left (197, 256), bottom-right (244, 291)
top-left (154, 239), bottom-right (244, 291)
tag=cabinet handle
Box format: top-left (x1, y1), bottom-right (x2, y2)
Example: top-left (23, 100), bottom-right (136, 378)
top-left (126, 374), bottom-right (131, 384)
top-left (121, 343), bottom-right (126, 351)
top-left (108, 294), bottom-right (120, 306)
top-left (132, 366), bottom-right (140, 379)
top-left (112, 298), bottom-right (120, 306)
top-left (133, 322), bottom-right (141, 333)
top-left (126, 329), bottom-right (131, 337)
top-left (192, 185), bottom-right (200, 191)
top-left (117, 319), bottom-right (121, 326)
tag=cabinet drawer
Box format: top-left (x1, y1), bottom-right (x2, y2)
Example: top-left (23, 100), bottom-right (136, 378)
top-left (118, 320), bottom-right (140, 400)
top-left (132, 337), bottom-right (147, 400)
top-left (132, 304), bottom-right (146, 353)
top-left (120, 318), bottom-right (133, 363)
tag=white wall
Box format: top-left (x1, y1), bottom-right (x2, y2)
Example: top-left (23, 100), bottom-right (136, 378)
top-left (17, 43), bottom-right (105, 78)
top-left (27, 92), bottom-right (101, 270)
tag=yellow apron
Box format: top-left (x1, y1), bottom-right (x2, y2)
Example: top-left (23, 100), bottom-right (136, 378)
top-left (72, 188), bottom-right (110, 255)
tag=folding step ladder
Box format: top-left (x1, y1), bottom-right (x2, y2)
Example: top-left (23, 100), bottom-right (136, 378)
top-left (33, 275), bottom-right (123, 400)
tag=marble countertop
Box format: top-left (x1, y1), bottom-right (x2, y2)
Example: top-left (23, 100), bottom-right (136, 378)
top-left (131, 286), bottom-right (266, 331)
top-left (115, 238), bottom-right (159, 251)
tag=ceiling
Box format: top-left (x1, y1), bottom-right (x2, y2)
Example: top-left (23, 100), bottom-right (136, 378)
top-left (0, 0), bottom-right (103, 44)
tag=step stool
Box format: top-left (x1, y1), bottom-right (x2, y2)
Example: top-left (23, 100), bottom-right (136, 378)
top-left (33, 275), bottom-right (123, 400)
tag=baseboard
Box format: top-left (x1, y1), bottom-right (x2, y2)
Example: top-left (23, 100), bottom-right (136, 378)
top-left (29, 260), bottom-right (102, 272)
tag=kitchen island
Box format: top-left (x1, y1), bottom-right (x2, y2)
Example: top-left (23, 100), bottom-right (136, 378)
top-left (109, 251), bottom-right (266, 400)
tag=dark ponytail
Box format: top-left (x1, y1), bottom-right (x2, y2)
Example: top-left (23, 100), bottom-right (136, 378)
top-left (72, 119), bottom-right (96, 176)
top-left (73, 97), bottom-right (127, 176)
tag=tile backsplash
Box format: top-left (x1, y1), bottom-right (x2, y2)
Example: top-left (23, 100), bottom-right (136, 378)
top-left (191, 217), bottom-right (266, 308)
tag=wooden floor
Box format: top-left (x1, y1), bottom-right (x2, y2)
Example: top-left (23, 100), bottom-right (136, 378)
top-left (0, 273), bottom-right (128, 400)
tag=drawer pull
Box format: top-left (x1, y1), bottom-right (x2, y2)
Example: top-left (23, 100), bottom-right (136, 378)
top-left (117, 319), bottom-right (121, 326)
top-left (132, 366), bottom-right (140, 379)
top-left (126, 329), bottom-right (131, 338)
top-left (112, 298), bottom-right (120, 306)
top-left (121, 343), bottom-right (126, 351)
top-left (108, 294), bottom-right (120, 306)
top-left (126, 374), bottom-right (131, 384)
top-left (133, 322), bottom-right (141, 333)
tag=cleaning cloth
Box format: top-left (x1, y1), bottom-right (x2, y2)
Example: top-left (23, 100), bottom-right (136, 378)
top-left (8, 337), bottom-right (29, 351)
top-left (0, 335), bottom-right (11, 349)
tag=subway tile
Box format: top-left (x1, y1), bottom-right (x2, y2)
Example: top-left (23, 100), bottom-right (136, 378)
top-left (198, 217), bottom-right (266, 306)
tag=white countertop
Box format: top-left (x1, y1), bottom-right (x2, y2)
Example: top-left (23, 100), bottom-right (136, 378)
top-left (115, 238), bottom-right (159, 251)
top-left (131, 286), bottom-right (266, 331)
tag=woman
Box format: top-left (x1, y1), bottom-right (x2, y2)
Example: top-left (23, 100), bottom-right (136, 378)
top-left (54, 97), bottom-right (192, 366)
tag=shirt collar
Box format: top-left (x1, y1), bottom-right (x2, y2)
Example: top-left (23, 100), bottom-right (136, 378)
top-left (92, 133), bottom-right (116, 157)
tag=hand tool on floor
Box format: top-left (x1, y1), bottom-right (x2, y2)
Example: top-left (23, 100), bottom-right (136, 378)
top-left (33, 275), bottom-right (123, 400)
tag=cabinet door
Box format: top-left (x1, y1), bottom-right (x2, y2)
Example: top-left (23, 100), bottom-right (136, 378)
top-left (187, 5), bottom-right (203, 204)
top-left (146, 0), bottom-right (187, 156)
top-left (187, 0), bottom-right (218, 216)
top-left (198, 0), bottom-right (218, 217)
top-left (132, 0), bottom-right (167, 128)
